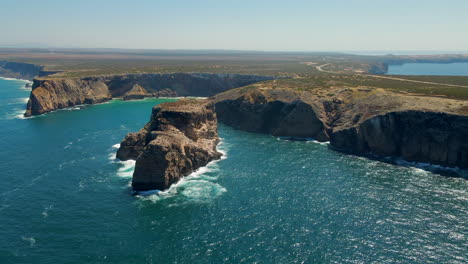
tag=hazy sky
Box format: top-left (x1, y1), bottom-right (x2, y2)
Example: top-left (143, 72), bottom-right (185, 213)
top-left (1, 0), bottom-right (467, 52)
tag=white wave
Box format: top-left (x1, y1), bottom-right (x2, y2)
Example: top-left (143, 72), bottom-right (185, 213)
top-left (139, 176), bottom-right (227, 204)
top-left (395, 159), bottom-right (461, 173)
top-left (21, 236), bottom-right (36, 247)
top-left (63, 142), bottom-right (73, 149)
top-left (66, 106), bottom-right (81, 111)
top-left (216, 138), bottom-right (229, 160)
top-left (277, 136), bottom-right (330, 145)
top-left (137, 139), bottom-right (229, 203)
top-left (42, 205), bottom-right (53, 218)
top-left (108, 152), bottom-right (117, 160)
top-left (0, 77), bottom-right (30, 82)
top-left (11, 97), bottom-right (29, 104)
top-left (1, 108), bottom-right (28, 120)
top-left (157, 96), bottom-right (208, 100)
top-left (108, 144), bottom-right (121, 160)
top-left (116, 160), bottom-right (136, 178)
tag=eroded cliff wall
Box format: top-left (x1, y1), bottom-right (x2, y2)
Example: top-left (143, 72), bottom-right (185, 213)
top-left (25, 73), bottom-right (275, 116)
top-left (213, 86), bottom-right (468, 169)
top-left (330, 111), bottom-right (468, 168)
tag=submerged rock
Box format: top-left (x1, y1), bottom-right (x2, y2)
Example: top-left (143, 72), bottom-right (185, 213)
top-left (117, 99), bottom-right (222, 191)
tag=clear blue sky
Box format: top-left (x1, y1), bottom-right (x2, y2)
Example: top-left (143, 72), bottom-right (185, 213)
top-left (1, 0), bottom-right (467, 52)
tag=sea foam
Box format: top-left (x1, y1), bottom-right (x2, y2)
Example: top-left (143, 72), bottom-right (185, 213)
top-left (136, 139), bottom-right (229, 204)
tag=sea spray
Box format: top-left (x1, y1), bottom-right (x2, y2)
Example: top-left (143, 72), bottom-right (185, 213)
top-left (133, 139), bottom-right (229, 204)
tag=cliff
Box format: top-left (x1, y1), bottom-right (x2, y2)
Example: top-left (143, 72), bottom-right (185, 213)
top-left (331, 111), bottom-right (468, 168)
top-left (25, 73), bottom-right (275, 116)
top-left (213, 85), bottom-right (468, 169)
top-left (0, 61), bottom-right (43, 80)
top-left (117, 99), bottom-right (222, 192)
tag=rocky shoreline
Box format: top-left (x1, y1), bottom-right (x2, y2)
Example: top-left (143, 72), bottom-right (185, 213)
top-left (115, 86), bottom-right (467, 192)
top-left (5, 64), bottom-right (467, 190)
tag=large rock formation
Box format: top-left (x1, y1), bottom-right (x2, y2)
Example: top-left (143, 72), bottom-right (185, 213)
top-left (117, 99), bottom-right (222, 191)
top-left (214, 88), bottom-right (329, 141)
top-left (24, 73), bottom-right (275, 116)
top-left (213, 85), bottom-right (468, 169)
top-left (25, 78), bottom-right (112, 116)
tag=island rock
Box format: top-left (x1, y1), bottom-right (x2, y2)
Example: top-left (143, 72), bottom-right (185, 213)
top-left (117, 99), bottom-right (222, 192)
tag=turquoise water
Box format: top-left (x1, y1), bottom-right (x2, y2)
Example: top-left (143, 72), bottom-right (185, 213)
top-left (387, 62), bottom-right (468, 76)
top-left (0, 78), bottom-right (467, 263)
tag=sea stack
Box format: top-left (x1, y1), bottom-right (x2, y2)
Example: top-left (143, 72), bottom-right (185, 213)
top-left (117, 99), bottom-right (222, 192)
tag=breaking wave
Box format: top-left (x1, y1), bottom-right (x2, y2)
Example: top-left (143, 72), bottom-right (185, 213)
top-left (116, 160), bottom-right (136, 178)
top-left (135, 140), bottom-right (229, 204)
top-left (277, 136), bottom-right (330, 146)
top-left (137, 160), bottom-right (227, 205)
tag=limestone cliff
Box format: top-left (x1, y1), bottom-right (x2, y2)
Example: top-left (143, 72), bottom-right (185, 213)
top-left (213, 85), bottom-right (468, 169)
top-left (25, 73), bottom-right (275, 116)
top-left (117, 99), bottom-right (222, 191)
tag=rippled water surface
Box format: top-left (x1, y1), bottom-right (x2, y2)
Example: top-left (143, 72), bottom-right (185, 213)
top-left (0, 78), bottom-right (467, 263)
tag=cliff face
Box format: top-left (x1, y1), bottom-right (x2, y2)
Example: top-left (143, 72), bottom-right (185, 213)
top-left (213, 85), bottom-right (468, 169)
top-left (330, 111), bottom-right (468, 168)
top-left (117, 99), bottom-right (222, 192)
top-left (25, 79), bottom-right (112, 116)
top-left (0, 61), bottom-right (43, 80)
top-left (25, 73), bottom-right (275, 116)
top-left (214, 89), bottom-right (329, 141)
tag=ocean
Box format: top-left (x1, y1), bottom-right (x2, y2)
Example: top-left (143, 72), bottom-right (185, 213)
top-left (386, 62), bottom-right (468, 76)
top-left (0, 77), bottom-right (467, 263)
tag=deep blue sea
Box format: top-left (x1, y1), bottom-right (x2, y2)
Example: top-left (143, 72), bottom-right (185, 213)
top-left (0, 77), bottom-right (467, 263)
top-left (387, 62), bottom-right (468, 76)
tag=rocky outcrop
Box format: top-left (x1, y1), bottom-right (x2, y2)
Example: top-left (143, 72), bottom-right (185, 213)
top-left (213, 85), bottom-right (468, 169)
top-left (0, 61), bottom-right (43, 80)
top-left (123, 84), bottom-right (149, 100)
top-left (25, 73), bottom-right (275, 116)
top-left (117, 99), bottom-right (222, 192)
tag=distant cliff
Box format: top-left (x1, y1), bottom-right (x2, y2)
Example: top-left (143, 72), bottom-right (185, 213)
top-left (117, 99), bottom-right (222, 192)
top-left (25, 73), bottom-right (275, 116)
top-left (213, 86), bottom-right (468, 169)
top-left (0, 60), bottom-right (43, 80)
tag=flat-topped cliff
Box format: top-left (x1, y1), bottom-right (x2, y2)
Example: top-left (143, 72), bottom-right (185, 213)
top-left (117, 99), bottom-right (222, 192)
top-left (25, 73), bottom-right (276, 116)
top-left (213, 84), bottom-right (468, 169)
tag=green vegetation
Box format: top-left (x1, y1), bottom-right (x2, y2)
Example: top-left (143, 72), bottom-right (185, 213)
top-left (1, 48), bottom-right (467, 99)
